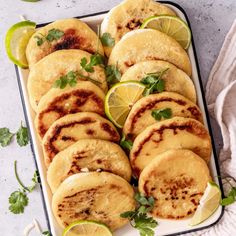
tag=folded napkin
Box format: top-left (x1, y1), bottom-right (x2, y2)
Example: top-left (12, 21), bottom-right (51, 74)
top-left (188, 19), bottom-right (236, 236)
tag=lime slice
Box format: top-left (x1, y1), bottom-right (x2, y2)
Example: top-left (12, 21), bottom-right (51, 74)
top-left (189, 181), bottom-right (221, 226)
top-left (62, 220), bottom-right (112, 236)
top-left (5, 21), bottom-right (36, 68)
top-left (105, 81), bottom-right (146, 128)
top-left (141, 15), bottom-right (191, 49)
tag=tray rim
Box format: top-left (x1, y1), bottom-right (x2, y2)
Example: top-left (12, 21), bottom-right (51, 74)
top-left (14, 1), bottom-right (225, 235)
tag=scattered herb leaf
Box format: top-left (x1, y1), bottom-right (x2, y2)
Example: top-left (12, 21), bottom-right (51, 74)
top-left (42, 230), bottom-right (52, 236)
top-left (151, 108), bottom-right (172, 121)
top-left (141, 68), bottom-right (168, 96)
top-left (0, 128), bottom-right (14, 147)
top-left (46, 28), bottom-right (64, 42)
top-left (22, 0), bottom-right (40, 2)
top-left (53, 70), bottom-right (101, 89)
top-left (80, 53), bottom-right (105, 73)
top-left (105, 64), bottom-right (121, 85)
top-left (9, 190), bottom-right (28, 214)
top-left (120, 133), bottom-right (133, 151)
top-left (100, 32), bottom-right (115, 47)
top-left (34, 28), bottom-right (64, 46)
top-left (16, 122), bottom-right (29, 147)
top-left (121, 193), bottom-right (157, 236)
top-left (9, 161), bottom-right (39, 214)
top-left (221, 187), bottom-right (236, 206)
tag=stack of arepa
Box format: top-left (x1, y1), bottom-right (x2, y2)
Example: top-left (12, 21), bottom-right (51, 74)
top-left (25, 0), bottom-right (213, 234)
top-left (26, 18), bottom-right (135, 231)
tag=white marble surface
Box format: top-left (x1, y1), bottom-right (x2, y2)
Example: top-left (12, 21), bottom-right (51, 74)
top-left (0, 0), bottom-right (235, 235)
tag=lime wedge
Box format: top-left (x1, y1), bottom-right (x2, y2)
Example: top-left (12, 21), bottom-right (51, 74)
top-left (105, 81), bottom-right (145, 128)
top-left (141, 15), bottom-right (191, 49)
top-left (62, 220), bottom-right (112, 236)
top-left (5, 21), bottom-right (36, 68)
top-left (189, 181), bottom-right (221, 226)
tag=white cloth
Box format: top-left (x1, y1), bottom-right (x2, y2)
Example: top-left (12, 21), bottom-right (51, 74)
top-left (188, 19), bottom-right (236, 236)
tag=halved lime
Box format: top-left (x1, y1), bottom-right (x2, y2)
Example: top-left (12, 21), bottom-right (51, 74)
top-left (141, 15), bottom-right (191, 49)
top-left (189, 181), bottom-right (221, 226)
top-left (105, 81), bottom-right (146, 128)
top-left (5, 21), bottom-right (36, 68)
top-left (62, 220), bottom-right (112, 236)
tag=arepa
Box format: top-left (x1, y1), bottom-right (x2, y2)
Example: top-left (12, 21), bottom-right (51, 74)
top-left (123, 92), bottom-right (203, 140)
top-left (42, 112), bottom-right (120, 167)
top-left (27, 49), bottom-right (107, 111)
top-left (139, 149), bottom-right (211, 219)
top-left (35, 81), bottom-right (105, 139)
top-left (47, 139), bottom-right (132, 193)
top-left (52, 172), bottom-right (135, 230)
top-left (130, 117), bottom-right (212, 177)
top-left (26, 18), bottom-right (104, 66)
top-left (108, 29), bottom-right (192, 75)
top-left (101, 0), bottom-right (176, 56)
top-left (120, 60), bottom-right (196, 103)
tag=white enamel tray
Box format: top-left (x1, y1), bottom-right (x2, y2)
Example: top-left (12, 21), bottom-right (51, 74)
top-left (15, 2), bottom-right (224, 235)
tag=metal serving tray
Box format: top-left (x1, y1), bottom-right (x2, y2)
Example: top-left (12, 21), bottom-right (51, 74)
top-left (15, 2), bottom-right (224, 235)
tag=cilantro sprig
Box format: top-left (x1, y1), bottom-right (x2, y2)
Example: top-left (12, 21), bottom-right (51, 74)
top-left (9, 161), bottom-right (40, 214)
top-left (105, 64), bottom-right (121, 85)
top-left (34, 28), bottom-right (64, 46)
top-left (0, 123), bottom-right (29, 147)
top-left (121, 193), bottom-right (158, 236)
top-left (80, 53), bottom-right (105, 73)
top-left (151, 108), bottom-right (172, 121)
top-left (0, 128), bottom-right (14, 147)
top-left (53, 70), bottom-right (101, 89)
top-left (220, 176), bottom-right (236, 206)
top-left (100, 32), bottom-right (115, 47)
top-left (120, 133), bottom-right (133, 151)
top-left (141, 68), bottom-right (169, 96)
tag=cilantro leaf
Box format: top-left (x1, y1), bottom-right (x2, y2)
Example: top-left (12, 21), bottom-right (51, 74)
top-left (221, 187), bottom-right (236, 206)
top-left (80, 54), bottom-right (105, 73)
top-left (35, 28), bottom-right (64, 46)
top-left (151, 108), bottom-right (172, 121)
top-left (120, 133), bottom-right (133, 151)
top-left (46, 28), bottom-right (64, 42)
top-left (9, 190), bottom-right (28, 214)
top-left (0, 128), bottom-right (14, 147)
top-left (105, 64), bottom-right (121, 85)
top-left (141, 68), bottom-right (168, 96)
top-left (34, 36), bottom-right (44, 46)
top-left (16, 123), bottom-right (29, 147)
top-left (121, 192), bottom-right (157, 236)
top-left (42, 231), bottom-right (52, 236)
top-left (100, 33), bottom-right (115, 47)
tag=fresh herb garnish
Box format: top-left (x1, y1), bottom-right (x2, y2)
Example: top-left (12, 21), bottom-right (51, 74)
top-left (53, 71), bottom-right (78, 89)
top-left (151, 108), bottom-right (172, 121)
top-left (53, 70), bottom-right (101, 89)
top-left (120, 133), bottom-right (133, 151)
top-left (9, 161), bottom-right (39, 214)
top-left (0, 128), bottom-right (14, 147)
top-left (105, 64), bottom-right (121, 85)
top-left (220, 176), bottom-right (236, 206)
top-left (141, 68), bottom-right (168, 96)
top-left (22, 0), bottom-right (40, 2)
top-left (42, 231), bottom-right (52, 236)
top-left (121, 193), bottom-right (158, 236)
top-left (0, 123), bottom-right (29, 147)
top-left (16, 122), bottom-right (29, 147)
top-left (34, 28), bottom-right (64, 46)
top-left (80, 53), bottom-right (105, 73)
top-left (9, 190), bottom-right (29, 214)
top-left (100, 32), bottom-right (115, 47)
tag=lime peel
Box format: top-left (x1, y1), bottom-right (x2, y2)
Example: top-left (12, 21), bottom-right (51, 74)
top-left (62, 220), bottom-right (112, 236)
top-left (5, 21), bottom-right (36, 68)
